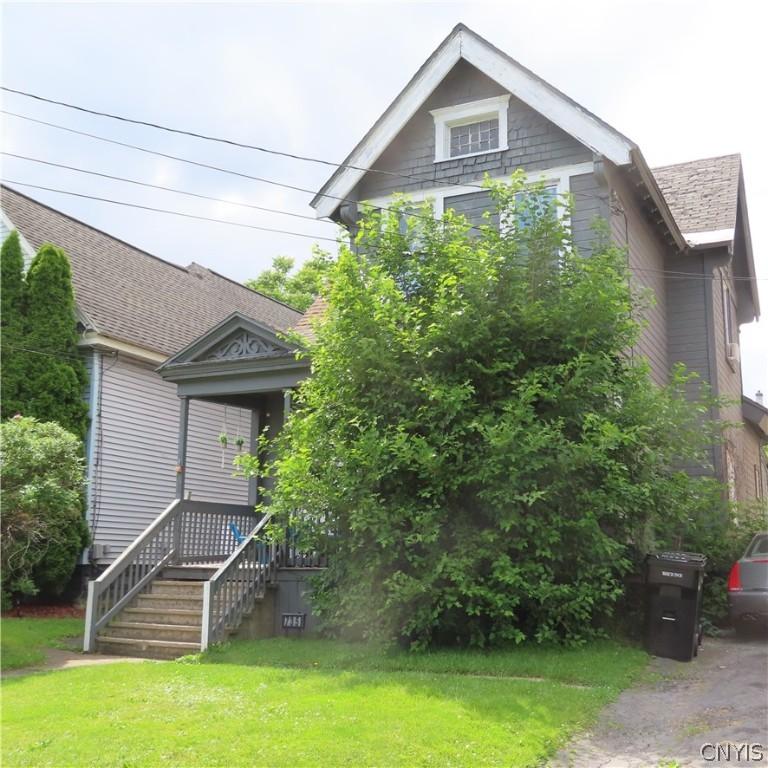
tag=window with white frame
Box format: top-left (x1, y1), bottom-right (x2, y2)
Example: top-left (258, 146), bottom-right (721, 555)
top-left (364, 163), bottom-right (592, 231)
top-left (430, 95), bottom-right (510, 163)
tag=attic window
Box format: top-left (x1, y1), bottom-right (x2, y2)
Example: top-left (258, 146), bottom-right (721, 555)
top-left (430, 95), bottom-right (510, 163)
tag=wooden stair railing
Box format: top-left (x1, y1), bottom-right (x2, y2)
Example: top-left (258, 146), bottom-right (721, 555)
top-left (201, 513), bottom-right (275, 650)
top-left (84, 500), bottom-right (258, 652)
top-left (84, 499), bottom-right (183, 652)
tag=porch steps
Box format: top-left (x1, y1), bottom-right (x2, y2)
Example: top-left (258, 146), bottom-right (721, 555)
top-left (95, 577), bottom-right (206, 660)
top-left (121, 607), bottom-right (203, 626)
top-left (101, 622), bottom-right (202, 642)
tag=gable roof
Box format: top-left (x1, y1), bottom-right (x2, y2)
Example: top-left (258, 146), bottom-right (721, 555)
top-left (0, 185), bottom-right (302, 357)
top-left (311, 23), bottom-right (638, 220)
top-left (652, 154), bottom-right (741, 241)
top-left (310, 24), bottom-right (686, 251)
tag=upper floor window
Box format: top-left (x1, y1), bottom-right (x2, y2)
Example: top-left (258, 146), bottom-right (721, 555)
top-left (430, 95), bottom-right (510, 163)
top-left (450, 118), bottom-right (499, 157)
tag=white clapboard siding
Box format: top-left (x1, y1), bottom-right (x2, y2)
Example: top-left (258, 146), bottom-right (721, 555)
top-left (92, 355), bottom-right (249, 562)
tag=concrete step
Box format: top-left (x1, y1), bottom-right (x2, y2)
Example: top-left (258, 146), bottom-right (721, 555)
top-left (135, 594), bottom-right (203, 611)
top-left (102, 622), bottom-right (202, 643)
top-left (95, 636), bottom-right (200, 660)
top-left (150, 580), bottom-right (205, 597)
top-left (121, 607), bottom-right (202, 626)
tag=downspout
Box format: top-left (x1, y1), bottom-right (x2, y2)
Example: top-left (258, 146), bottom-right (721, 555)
top-left (82, 348), bottom-right (102, 564)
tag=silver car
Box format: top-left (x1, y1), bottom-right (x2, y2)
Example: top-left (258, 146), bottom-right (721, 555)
top-left (728, 531), bottom-right (768, 633)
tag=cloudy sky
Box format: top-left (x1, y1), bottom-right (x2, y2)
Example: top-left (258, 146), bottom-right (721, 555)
top-left (1, 0), bottom-right (766, 395)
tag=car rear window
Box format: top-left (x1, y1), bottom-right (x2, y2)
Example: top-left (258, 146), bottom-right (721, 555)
top-left (746, 534), bottom-right (768, 557)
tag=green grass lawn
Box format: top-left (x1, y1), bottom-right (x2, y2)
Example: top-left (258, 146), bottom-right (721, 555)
top-left (1, 637), bottom-right (648, 768)
top-left (1, 617), bottom-right (83, 671)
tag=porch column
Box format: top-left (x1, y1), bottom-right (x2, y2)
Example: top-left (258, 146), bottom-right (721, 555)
top-left (176, 395), bottom-right (190, 499)
top-left (248, 407), bottom-right (260, 507)
top-left (283, 388), bottom-right (292, 419)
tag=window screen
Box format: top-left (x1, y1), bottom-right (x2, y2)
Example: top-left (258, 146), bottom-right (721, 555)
top-left (449, 118), bottom-right (499, 158)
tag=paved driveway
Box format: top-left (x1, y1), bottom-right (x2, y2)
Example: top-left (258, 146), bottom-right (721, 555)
top-left (550, 632), bottom-right (768, 768)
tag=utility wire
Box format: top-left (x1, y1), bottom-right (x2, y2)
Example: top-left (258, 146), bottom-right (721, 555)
top-left (2, 178), bottom-right (763, 284)
top-left (1, 110), bottom-right (482, 232)
top-left (1, 180), bottom-right (341, 243)
top-left (1, 108), bottom-right (609, 208)
top-left (1, 86), bottom-right (604, 198)
top-left (1, 152), bottom-right (336, 226)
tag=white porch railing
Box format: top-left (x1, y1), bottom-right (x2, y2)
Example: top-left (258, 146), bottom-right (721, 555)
top-left (201, 513), bottom-right (276, 650)
top-left (83, 500), bottom-right (258, 651)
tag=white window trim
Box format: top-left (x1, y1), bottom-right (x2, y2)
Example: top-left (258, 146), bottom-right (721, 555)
top-left (364, 161), bottom-right (593, 221)
top-left (430, 95), bottom-right (510, 162)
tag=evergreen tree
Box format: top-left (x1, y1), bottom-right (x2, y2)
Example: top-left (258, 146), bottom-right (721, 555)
top-left (21, 243), bottom-right (89, 439)
top-left (1, 231), bottom-right (26, 419)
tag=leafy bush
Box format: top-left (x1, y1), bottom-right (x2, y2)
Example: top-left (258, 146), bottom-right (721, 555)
top-left (253, 175), bottom-right (727, 648)
top-left (246, 246), bottom-right (334, 311)
top-left (1, 417), bottom-right (90, 608)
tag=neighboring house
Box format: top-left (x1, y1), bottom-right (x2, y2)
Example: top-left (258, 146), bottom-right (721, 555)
top-left (309, 23), bottom-right (764, 505)
top-left (0, 185), bottom-right (302, 565)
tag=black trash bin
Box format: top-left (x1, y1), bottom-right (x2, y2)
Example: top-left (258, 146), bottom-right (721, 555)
top-left (645, 551), bottom-right (706, 662)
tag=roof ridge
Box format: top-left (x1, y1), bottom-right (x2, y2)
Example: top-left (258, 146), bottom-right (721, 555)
top-left (1, 183), bottom-right (190, 275)
top-left (652, 153), bottom-right (741, 172)
top-left (1, 184), bottom-right (302, 317)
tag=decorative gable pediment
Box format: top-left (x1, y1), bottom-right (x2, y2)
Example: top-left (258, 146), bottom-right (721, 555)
top-left (202, 329), bottom-right (282, 361)
top-left (157, 312), bottom-right (297, 372)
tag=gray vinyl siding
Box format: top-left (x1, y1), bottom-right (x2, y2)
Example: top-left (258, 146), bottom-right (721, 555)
top-left (605, 163), bottom-right (669, 386)
top-left (707, 253), bottom-right (752, 497)
top-left (665, 257), bottom-right (717, 475)
top-left (570, 173), bottom-right (609, 253)
top-left (356, 59), bottom-right (592, 202)
top-left (91, 355), bottom-right (249, 563)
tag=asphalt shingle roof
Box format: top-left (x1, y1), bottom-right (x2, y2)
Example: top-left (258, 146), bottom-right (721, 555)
top-left (652, 154), bottom-right (741, 235)
top-left (1, 185), bottom-right (302, 356)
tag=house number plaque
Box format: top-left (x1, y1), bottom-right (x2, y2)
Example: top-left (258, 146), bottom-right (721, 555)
top-left (282, 613), bottom-right (306, 630)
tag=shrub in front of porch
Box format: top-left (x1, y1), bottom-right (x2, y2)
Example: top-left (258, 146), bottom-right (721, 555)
top-left (257, 175), bottom-right (725, 649)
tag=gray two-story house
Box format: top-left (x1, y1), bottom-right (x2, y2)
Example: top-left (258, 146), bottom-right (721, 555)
top-left (310, 23), bottom-right (766, 505)
top-left (65, 23), bottom-right (765, 658)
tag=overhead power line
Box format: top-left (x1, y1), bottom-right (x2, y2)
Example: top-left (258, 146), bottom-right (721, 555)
top-left (1, 180), bottom-right (341, 243)
top-left (2, 179), bottom-right (763, 284)
top-left (2, 86), bottom-right (592, 197)
top-left (2, 85), bottom-right (422, 182)
top-left (1, 110), bottom-right (478, 232)
top-left (0, 105), bottom-right (609, 207)
top-left (1, 152), bottom-right (335, 226)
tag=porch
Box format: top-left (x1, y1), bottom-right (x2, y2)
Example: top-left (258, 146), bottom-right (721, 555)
top-left (83, 312), bottom-right (319, 657)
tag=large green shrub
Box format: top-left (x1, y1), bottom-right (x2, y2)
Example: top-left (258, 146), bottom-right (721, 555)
top-left (1, 231), bottom-right (26, 419)
top-left (251, 175), bottom-right (726, 648)
top-left (0, 416), bottom-right (90, 608)
top-left (21, 243), bottom-right (89, 440)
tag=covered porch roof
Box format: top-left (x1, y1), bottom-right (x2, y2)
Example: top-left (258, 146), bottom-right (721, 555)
top-left (156, 311), bottom-right (310, 402)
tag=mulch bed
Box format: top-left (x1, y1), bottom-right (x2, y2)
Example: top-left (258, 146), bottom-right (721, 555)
top-left (2, 605), bottom-right (85, 619)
